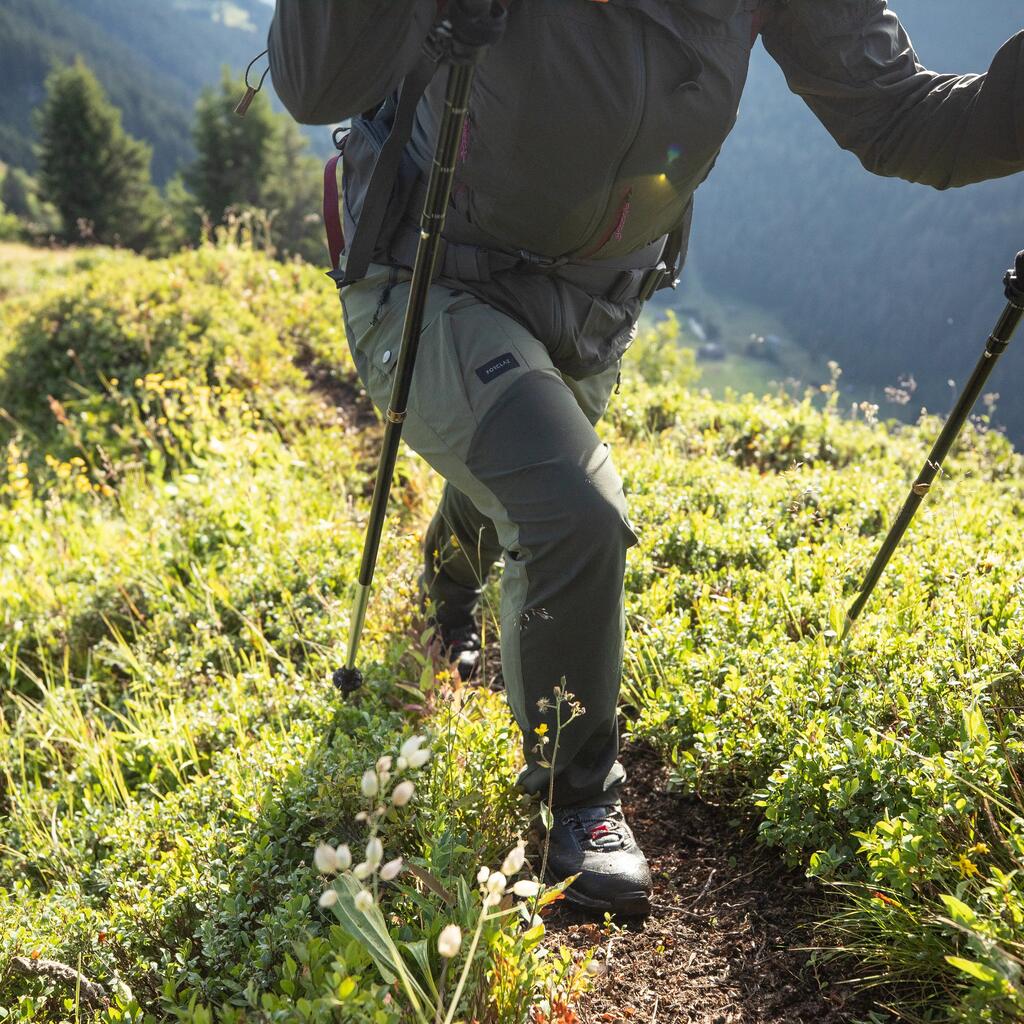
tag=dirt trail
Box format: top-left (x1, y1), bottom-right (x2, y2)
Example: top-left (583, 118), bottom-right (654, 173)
top-left (306, 368), bottom-right (870, 1022)
top-left (548, 744), bottom-right (870, 1024)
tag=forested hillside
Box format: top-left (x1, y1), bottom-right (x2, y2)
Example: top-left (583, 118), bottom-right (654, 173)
top-left (0, 0), bottom-right (272, 182)
top-left (693, 0), bottom-right (1024, 439)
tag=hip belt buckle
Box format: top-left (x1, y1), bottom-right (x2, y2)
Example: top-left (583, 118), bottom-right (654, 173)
top-left (608, 264), bottom-right (670, 304)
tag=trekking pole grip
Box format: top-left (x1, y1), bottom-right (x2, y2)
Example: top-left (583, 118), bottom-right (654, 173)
top-left (1006, 250), bottom-right (1024, 309)
top-left (429, 0), bottom-right (507, 63)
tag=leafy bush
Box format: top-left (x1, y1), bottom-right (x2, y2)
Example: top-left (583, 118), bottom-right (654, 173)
top-left (0, 244), bottom-right (592, 1023)
top-left (5, 239), bottom-right (1024, 1023)
top-left (617, 361), bottom-right (1024, 1021)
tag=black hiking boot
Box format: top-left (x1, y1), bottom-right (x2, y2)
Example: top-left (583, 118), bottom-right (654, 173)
top-left (431, 619), bottom-right (482, 683)
top-left (419, 564), bottom-right (483, 683)
top-left (544, 802), bottom-right (652, 917)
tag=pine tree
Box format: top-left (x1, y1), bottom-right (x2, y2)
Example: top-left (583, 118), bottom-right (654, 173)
top-left (182, 71), bottom-right (323, 262)
top-left (36, 60), bottom-right (162, 249)
top-left (1, 166), bottom-right (31, 218)
top-left (185, 69), bottom-right (276, 223)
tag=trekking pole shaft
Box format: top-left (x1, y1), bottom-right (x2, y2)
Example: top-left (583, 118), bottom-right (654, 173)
top-left (844, 265), bottom-right (1023, 638)
top-left (343, 61), bottom-right (476, 674)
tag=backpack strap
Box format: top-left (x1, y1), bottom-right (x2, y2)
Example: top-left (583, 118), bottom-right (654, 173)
top-left (338, 55), bottom-right (437, 284)
top-left (638, 206), bottom-right (690, 300)
top-left (323, 143), bottom-right (347, 272)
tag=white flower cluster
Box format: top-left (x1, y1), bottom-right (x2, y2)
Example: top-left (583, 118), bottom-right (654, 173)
top-left (313, 735), bottom-right (431, 913)
top-left (435, 837), bottom-right (544, 962)
top-left (475, 839), bottom-right (534, 908)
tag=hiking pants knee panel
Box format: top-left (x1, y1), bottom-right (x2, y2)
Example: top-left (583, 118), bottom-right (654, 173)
top-left (466, 372), bottom-right (636, 805)
top-left (341, 266), bottom-right (634, 806)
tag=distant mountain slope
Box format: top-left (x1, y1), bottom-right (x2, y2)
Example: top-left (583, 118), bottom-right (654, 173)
top-left (0, 0), bottom-right (271, 183)
top-left (690, 0), bottom-right (1024, 438)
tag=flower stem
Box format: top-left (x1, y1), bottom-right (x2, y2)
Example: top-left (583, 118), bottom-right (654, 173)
top-left (442, 908), bottom-right (488, 1024)
top-left (534, 693), bottom-right (565, 918)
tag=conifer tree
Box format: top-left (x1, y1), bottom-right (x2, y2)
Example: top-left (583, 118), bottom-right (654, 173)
top-left (183, 71), bottom-right (323, 262)
top-left (36, 60), bottom-right (161, 249)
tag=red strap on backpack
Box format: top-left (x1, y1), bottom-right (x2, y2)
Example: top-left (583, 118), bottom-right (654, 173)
top-left (323, 147), bottom-right (346, 271)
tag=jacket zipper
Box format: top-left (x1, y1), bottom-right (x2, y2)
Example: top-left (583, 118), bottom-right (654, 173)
top-left (570, 13), bottom-right (647, 257)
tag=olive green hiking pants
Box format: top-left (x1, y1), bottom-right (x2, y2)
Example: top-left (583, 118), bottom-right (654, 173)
top-left (340, 265), bottom-right (636, 807)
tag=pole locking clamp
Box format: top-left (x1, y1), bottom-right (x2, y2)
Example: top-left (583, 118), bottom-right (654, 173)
top-left (1006, 250), bottom-right (1024, 309)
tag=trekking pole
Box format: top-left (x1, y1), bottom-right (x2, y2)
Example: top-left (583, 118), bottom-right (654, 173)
top-left (333, 2), bottom-right (504, 696)
top-left (842, 249), bottom-right (1024, 642)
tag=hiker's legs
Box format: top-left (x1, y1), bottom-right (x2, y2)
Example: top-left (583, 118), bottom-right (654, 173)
top-left (420, 359), bottom-right (620, 627)
top-left (422, 483), bottom-right (502, 628)
top-left (341, 266), bottom-right (634, 807)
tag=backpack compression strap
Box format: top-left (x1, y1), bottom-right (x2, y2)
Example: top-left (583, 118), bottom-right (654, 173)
top-left (323, 54), bottom-right (437, 278)
top-left (323, 145), bottom-right (347, 271)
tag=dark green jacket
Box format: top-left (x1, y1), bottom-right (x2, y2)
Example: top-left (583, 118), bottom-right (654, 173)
top-left (269, 0), bottom-right (1024, 374)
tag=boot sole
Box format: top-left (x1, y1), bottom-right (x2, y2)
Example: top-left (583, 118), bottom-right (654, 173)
top-left (546, 870), bottom-right (651, 918)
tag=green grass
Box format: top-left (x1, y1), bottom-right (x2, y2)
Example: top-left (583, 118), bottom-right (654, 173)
top-left (2, 240), bottom-right (1024, 1022)
top-left (611, 359), bottom-right (1024, 1021)
top-left (0, 241), bottom-right (589, 1024)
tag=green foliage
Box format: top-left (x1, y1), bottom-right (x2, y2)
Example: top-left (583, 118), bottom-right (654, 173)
top-left (36, 61), bottom-right (163, 250)
top-left (0, 0), bottom-right (271, 184)
top-left (0, 244), bottom-right (588, 1023)
top-left (180, 73), bottom-right (324, 263)
top-left (5, 238), bottom-right (1024, 1021)
top-left (613, 360), bottom-right (1024, 1021)
top-left (0, 205), bottom-right (20, 244)
top-left (0, 236), bottom-right (348, 454)
top-left (0, 168), bottom-right (61, 240)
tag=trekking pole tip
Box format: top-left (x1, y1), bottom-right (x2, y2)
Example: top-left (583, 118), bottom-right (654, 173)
top-left (332, 666), bottom-right (364, 696)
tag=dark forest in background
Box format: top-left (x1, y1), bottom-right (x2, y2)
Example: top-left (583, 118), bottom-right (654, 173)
top-left (0, 0), bottom-right (274, 183)
top-left (2, 0), bottom-right (1022, 437)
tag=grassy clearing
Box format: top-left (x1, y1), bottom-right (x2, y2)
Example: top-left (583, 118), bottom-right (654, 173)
top-left (0, 241), bottom-right (589, 1024)
top-left (646, 261), bottom-right (831, 399)
top-left (1, 240), bottom-right (1023, 1023)
top-left (0, 244), bottom-right (103, 302)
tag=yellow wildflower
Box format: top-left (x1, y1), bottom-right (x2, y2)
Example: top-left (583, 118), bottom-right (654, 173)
top-left (957, 855), bottom-right (980, 879)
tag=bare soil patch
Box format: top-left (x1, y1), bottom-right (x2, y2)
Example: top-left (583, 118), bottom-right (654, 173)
top-left (548, 744), bottom-right (872, 1024)
top-left (296, 347), bottom-right (379, 435)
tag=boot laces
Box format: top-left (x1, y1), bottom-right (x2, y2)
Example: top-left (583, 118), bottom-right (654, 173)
top-left (562, 805), bottom-right (628, 852)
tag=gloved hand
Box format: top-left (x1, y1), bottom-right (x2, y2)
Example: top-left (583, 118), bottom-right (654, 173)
top-left (447, 0), bottom-right (507, 49)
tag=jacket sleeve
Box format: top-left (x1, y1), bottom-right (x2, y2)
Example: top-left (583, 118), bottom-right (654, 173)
top-left (761, 0), bottom-right (1024, 189)
top-left (268, 0), bottom-right (436, 124)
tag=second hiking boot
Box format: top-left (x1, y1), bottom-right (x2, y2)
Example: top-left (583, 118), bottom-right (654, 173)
top-left (545, 802), bottom-right (652, 917)
top-left (431, 620), bottom-right (481, 682)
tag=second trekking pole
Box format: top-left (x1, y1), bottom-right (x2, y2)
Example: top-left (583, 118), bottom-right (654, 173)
top-left (842, 249), bottom-right (1024, 642)
top-left (333, 3), bottom-right (503, 696)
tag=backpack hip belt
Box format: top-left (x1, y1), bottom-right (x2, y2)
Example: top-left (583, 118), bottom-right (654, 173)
top-left (385, 209), bottom-right (678, 304)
